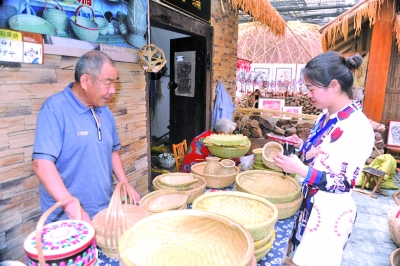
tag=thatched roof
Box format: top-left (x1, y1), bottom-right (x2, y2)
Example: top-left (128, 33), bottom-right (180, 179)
top-left (228, 0), bottom-right (286, 37)
top-left (238, 21), bottom-right (322, 64)
top-left (320, 0), bottom-right (388, 51)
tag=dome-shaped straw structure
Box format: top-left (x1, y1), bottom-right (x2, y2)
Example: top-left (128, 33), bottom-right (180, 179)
top-left (238, 21), bottom-right (323, 64)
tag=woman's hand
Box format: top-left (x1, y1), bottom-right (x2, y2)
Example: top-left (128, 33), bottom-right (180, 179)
top-left (273, 153), bottom-right (308, 177)
top-left (285, 134), bottom-right (303, 149)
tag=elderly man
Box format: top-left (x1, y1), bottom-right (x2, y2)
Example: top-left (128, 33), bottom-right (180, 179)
top-left (32, 50), bottom-right (140, 224)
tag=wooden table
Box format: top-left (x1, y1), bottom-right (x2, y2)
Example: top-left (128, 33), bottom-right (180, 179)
top-left (354, 167), bottom-right (389, 199)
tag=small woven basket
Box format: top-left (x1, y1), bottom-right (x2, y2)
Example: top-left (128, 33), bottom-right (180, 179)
top-left (217, 159), bottom-right (237, 175)
top-left (9, 0), bottom-right (56, 36)
top-left (139, 190), bottom-right (189, 214)
top-left (236, 170), bottom-right (301, 204)
top-left (118, 210), bottom-right (255, 266)
top-left (388, 207), bottom-right (400, 247)
top-left (92, 182), bottom-right (149, 258)
top-left (152, 174), bottom-right (206, 204)
top-left (208, 143), bottom-right (251, 159)
top-left (70, 5), bottom-right (99, 42)
top-left (192, 191), bottom-right (278, 241)
top-left (43, 0), bottom-right (69, 36)
top-left (262, 142), bottom-right (284, 171)
top-left (137, 44), bottom-right (167, 73)
top-left (191, 162), bottom-right (239, 188)
top-left (391, 248), bottom-right (400, 266)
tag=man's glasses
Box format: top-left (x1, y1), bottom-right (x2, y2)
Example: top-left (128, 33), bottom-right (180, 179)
top-left (90, 109), bottom-right (102, 141)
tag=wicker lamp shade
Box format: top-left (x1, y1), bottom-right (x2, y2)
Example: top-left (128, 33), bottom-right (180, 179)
top-left (137, 44), bottom-right (167, 73)
top-left (119, 210), bottom-right (255, 266)
top-left (192, 191), bottom-right (278, 241)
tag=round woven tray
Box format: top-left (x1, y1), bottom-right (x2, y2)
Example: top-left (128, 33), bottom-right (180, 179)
top-left (119, 210), bottom-right (255, 266)
top-left (254, 229), bottom-right (273, 249)
top-left (262, 142), bottom-right (284, 172)
top-left (236, 170), bottom-right (301, 204)
top-left (139, 190), bottom-right (189, 214)
top-left (254, 231), bottom-right (275, 262)
top-left (274, 193), bottom-right (303, 220)
top-left (388, 207), bottom-right (400, 247)
top-left (391, 248), bottom-right (400, 266)
top-left (157, 173), bottom-right (198, 188)
top-left (191, 162), bottom-right (239, 188)
top-left (152, 174), bottom-right (206, 204)
top-left (192, 191), bottom-right (278, 241)
top-left (208, 143), bottom-right (251, 159)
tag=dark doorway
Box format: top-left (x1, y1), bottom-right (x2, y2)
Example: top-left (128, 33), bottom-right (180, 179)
top-left (169, 36), bottom-right (207, 146)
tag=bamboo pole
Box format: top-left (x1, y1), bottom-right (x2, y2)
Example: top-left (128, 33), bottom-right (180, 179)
top-left (235, 107), bottom-right (318, 120)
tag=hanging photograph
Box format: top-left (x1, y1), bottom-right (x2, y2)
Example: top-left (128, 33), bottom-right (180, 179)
top-left (0, 0), bottom-right (149, 61)
top-left (174, 51), bottom-right (196, 97)
top-left (387, 120), bottom-right (400, 147)
top-left (274, 64), bottom-right (296, 86)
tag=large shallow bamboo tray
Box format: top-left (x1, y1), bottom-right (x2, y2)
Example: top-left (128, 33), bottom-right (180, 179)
top-left (119, 210), bottom-right (255, 266)
top-left (152, 174), bottom-right (206, 204)
top-left (236, 170), bottom-right (301, 204)
top-left (191, 162), bottom-right (239, 188)
top-left (192, 191), bottom-right (278, 241)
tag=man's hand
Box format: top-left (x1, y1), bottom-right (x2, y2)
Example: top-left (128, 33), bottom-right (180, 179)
top-left (63, 199), bottom-right (92, 224)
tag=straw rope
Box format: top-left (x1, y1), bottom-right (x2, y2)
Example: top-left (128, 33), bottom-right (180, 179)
top-left (394, 14), bottom-right (400, 54)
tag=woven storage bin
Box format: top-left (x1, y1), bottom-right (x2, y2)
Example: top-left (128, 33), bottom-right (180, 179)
top-left (9, 1), bottom-right (56, 36)
top-left (254, 231), bottom-right (275, 262)
top-left (262, 142), bottom-right (284, 171)
top-left (140, 190), bottom-right (189, 214)
top-left (191, 162), bottom-right (239, 188)
top-left (152, 174), bottom-right (206, 204)
top-left (24, 197), bottom-right (96, 266)
top-left (192, 191), bottom-right (278, 241)
top-left (70, 5), bottom-right (99, 42)
top-left (388, 207), bottom-right (400, 247)
top-left (119, 210), bottom-right (255, 266)
top-left (208, 143), bottom-right (251, 159)
top-left (236, 170), bottom-right (301, 204)
top-left (43, 0), bottom-right (69, 36)
top-left (92, 182), bottom-right (149, 258)
top-left (391, 248), bottom-right (400, 266)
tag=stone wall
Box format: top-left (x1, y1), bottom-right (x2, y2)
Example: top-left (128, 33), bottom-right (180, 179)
top-left (0, 54), bottom-right (148, 261)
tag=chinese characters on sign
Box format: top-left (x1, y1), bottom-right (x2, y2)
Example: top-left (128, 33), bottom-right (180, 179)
top-left (161, 0), bottom-right (210, 24)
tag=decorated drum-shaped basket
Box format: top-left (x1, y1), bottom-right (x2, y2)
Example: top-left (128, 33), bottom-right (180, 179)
top-left (24, 197), bottom-right (96, 266)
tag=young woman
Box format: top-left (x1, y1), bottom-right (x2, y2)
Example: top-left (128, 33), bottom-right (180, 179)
top-left (274, 51), bottom-right (374, 266)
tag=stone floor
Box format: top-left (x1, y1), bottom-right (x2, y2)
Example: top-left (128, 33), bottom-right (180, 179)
top-left (341, 177), bottom-right (400, 266)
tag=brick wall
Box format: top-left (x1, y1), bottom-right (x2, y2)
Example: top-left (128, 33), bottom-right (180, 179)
top-left (0, 55), bottom-right (148, 261)
top-left (211, 0), bottom-right (238, 101)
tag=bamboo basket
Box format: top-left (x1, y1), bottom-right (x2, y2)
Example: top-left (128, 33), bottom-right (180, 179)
top-left (9, 0), bottom-right (56, 36)
top-left (92, 182), bottom-right (149, 258)
top-left (274, 193), bottom-right (303, 219)
top-left (43, 0), bottom-right (69, 36)
top-left (157, 172), bottom-right (198, 187)
top-left (139, 190), bottom-right (189, 214)
top-left (70, 5), bottom-right (99, 42)
top-left (191, 162), bottom-right (239, 188)
top-left (254, 231), bottom-right (275, 261)
top-left (262, 142), bottom-right (284, 171)
top-left (391, 248), bottom-right (400, 266)
top-left (254, 229), bottom-right (273, 249)
top-left (136, 44), bottom-right (167, 73)
top-left (192, 191), bottom-right (278, 241)
top-left (118, 210), bottom-right (255, 266)
top-left (388, 207), bottom-right (400, 247)
top-left (152, 173), bottom-right (207, 204)
top-left (208, 143), bottom-right (251, 159)
top-left (235, 170), bottom-right (301, 204)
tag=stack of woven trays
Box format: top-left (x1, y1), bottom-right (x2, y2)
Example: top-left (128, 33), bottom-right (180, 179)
top-left (251, 148), bottom-right (270, 170)
top-left (140, 190), bottom-right (190, 214)
top-left (192, 191), bottom-right (278, 261)
top-left (236, 170), bottom-right (303, 219)
top-left (152, 173), bottom-right (206, 204)
top-left (191, 162), bottom-right (239, 188)
top-left (204, 134), bottom-right (251, 159)
top-left (118, 210), bottom-right (256, 266)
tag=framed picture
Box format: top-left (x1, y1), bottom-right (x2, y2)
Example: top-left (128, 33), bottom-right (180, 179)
top-left (274, 64), bottom-right (296, 86)
top-left (387, 120), bottom-right (400, 147)
top-left (282, 106), bottom-right (303, 114)
top-left (258, 98), bottom-right (285, 116)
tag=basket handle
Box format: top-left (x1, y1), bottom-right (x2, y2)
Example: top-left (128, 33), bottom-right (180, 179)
top-left (35, 196), bottom-right (81, 266)
top-left (74, 4), bottom-right (95, 22)
top-left (103, 182), bottom-right (137, 248)
top-left (44, 0), bottom-right (64, 11)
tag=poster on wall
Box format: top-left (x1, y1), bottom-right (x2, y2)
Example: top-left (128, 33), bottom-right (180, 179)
top-left (0, 0), bottom-right (148, 62)
top-left (174, 51), bottom-right (196, 97)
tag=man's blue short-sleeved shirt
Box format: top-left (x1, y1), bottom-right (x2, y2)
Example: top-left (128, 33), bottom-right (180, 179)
top-left (33, 83), bottom-right (121, 222)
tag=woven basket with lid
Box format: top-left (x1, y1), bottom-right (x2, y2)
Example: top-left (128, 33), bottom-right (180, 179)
top-left (262, 141), bottom-right (284, 171)
top-left (192, 191), bottom-right (278, 241)
top-left (119, 210), bottom-right (255, 266)
top-left (191, 162), bottom-right (239, 188)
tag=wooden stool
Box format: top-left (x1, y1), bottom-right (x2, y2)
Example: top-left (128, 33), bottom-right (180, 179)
top-left (353, 167), bottom-right (389, 199)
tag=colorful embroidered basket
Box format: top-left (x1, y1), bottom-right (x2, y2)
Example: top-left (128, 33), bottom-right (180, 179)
top-left (23, 197), bottom-right (96, 266)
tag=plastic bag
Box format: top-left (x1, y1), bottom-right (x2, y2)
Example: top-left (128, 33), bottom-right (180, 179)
top-left (238, 154), bottom-right (254, 171)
